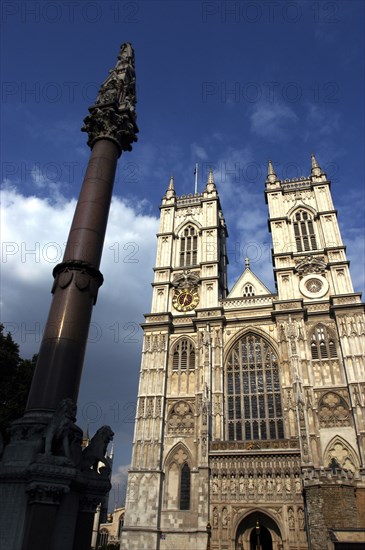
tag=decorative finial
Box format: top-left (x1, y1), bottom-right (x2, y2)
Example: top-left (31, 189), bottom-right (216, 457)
top-left (311, 153), bottom-right (322, 176)
top-left (245, 257), bottom-right (250, 269)
top-left (206, 167), bottom-right (216, 192)
top-left (165, 175), bottom-right (175, 198)
top-left (82, 42), bottom-right (139, 155)
top-left (266, 160), bottom-right (277, 184)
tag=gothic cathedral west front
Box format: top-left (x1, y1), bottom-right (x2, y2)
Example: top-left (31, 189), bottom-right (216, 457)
top-left (121, 156), bottom-right (365, 550)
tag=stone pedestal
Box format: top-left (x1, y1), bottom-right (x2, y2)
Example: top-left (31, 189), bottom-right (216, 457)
top-left (0, 410), bottom-right (111, 550)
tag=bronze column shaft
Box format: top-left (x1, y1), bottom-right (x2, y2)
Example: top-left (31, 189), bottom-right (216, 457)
top-left (26, 140), bottom-right (119, 411)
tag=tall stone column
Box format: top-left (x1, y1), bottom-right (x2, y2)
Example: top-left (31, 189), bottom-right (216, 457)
top-left (26, 42), bottom-right (138, 411)
top-left (0, 43), bottom-right (138, 550)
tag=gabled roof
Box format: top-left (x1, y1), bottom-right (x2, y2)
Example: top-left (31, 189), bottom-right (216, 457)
top-left (227, 261), bottom-right (272, 299)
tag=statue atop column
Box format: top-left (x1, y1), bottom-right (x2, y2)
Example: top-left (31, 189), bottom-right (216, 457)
top-left (82, 42), bottom-right (138, 153)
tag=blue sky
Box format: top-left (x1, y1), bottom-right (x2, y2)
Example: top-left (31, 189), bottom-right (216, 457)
top-left (1, 0), bottom-right (364, 504)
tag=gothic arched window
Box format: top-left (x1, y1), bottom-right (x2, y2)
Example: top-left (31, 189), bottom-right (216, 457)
top-left (225, 333), bottom-right (284, 441)
top-left (179, 225), bottom-right (198, 267)
top-left (173, 339), bottom-right (196, 371)
top-left (293, 209), bottom-right (317, 252)
top-left (310, 325), bottom-right (337, 360)
top-left (243, 283), bottom-right (255, 297)
top-left (99, 530), bottom-right (109, 546)
top-left (179, 463), bottom-right (190, 510)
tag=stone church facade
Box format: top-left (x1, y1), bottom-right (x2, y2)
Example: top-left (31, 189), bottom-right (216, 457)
top-left (121, 156), bottom-right (365, 550)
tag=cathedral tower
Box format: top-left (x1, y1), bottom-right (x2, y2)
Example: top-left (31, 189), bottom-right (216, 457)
top-left (122, 158), bottom-right (365, 550)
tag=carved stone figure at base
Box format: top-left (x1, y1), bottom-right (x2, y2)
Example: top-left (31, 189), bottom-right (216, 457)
top-left (81, 425), bottom-right (114, 474)
top-left (43, 398), bottom-right (77, 459)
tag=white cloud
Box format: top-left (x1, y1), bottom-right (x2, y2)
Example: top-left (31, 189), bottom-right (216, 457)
top-left (191, 143), bottom-right (208, 161)
top-left (1, 184), bottom-right (159, 473)
top-left (250, 102), bottom-right (298, 140)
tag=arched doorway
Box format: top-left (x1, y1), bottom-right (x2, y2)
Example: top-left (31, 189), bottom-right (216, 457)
top-left (235, 512), bottom-right (282, 550)
top-left (249, 524), bottom-right (272, 550)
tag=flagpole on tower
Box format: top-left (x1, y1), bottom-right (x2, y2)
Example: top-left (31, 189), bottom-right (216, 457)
top-left (194, 162), bottom-right (198, 194)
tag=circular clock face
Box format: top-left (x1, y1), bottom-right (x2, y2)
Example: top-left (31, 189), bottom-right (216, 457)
top-left (172, 287), bottom-right (199, 312)
top-left (305, 278), bottom-right (323, 293)
top-left (299, 274), bottom-right (329, 299)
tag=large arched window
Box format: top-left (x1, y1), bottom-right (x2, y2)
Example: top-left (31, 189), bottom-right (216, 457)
top-left (310, 325), bottom-right (337, 360)
top-left (179, 225), bottom-right (198, 267)
top-left (98, 530), bottom-right (109, 546)
top-left (173, 339), bottom-right (196, 371)
top-left (293, 209), bottom-right (317, 252)
top-left (225, 333), bottom-right (284, 441)
top-left (179, 463), bottom-right (190, 510)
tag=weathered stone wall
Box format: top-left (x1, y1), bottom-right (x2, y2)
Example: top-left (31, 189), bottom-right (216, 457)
top-left (305, 482), bottom-right (358, 550)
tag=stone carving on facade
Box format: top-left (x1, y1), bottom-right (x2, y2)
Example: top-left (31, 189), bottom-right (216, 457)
top-left (212, 475), bottom-right (218, 493)
top-left (248, 474), bottom-right (255, 494)
top-left (172, 446), bottom-right (189, 465)
top-left (156, 397), bottom-right (162, 417)
top-left (276, 474), bottom-right (283, 495)
top-left (222, 507), bottom-right (228, 527)
top-left (267, 474), bottom-right (274, 494)
top-left (298, 507), bottom-right (305, 529)
top-left (146, 398), bottom-right (154, 417)
top-left (324, 436), bottom-right (359, 473)
top-left (43, 398), bottom-right (77, 460)
top-left (294, 474), bottom-right (301, 494)
top-left (239, 475), bottom-right (245, 494)
top-left (288, 507), bottom-right (295, 529)
top-left (167, 401), bottom-right (194, 435)
top-left (138, 397), bottom-right (145, 417)
top-left (222, 475), bottom-right (227, 494)
top-left (295, 256), bottom-right (327, 278)
top-left (82, 43), bottom-right (138, 152)
top-left (318, 392), bottom-right (350, 428)
top-left (81, 426), bottom-right (114, 474)
top-left (172, 269), bottom-right (200, 289)
top-left (285, 474), bottom-right (292, 494)
top-left (144, 335), bottom-right (151, 352)
top-left (230, 475), bottom-right (236, 494)
top-left (257, 474), bottom-right (265, 495)
top-left (213, 506), bottom-right (218, 528)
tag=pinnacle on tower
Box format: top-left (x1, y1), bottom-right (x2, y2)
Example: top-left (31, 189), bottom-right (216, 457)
top-left (165, 175), bottom-right (176, 198)
top-left (245, 257), bottom-right (250, 270)
top-left (206, 168), bottom-right (216, 192)
top-left (311, 153), bottom-right (322, 177)
top-left (266, 160), bottom-right (277, 184)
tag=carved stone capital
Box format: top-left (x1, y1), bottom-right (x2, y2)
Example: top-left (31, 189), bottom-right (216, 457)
top-left (81, 43), bottom-right (138, 154)
top-left (26, 482), bottom-right (68, 505)
top-left (79, 495), bottom-right (101, 513)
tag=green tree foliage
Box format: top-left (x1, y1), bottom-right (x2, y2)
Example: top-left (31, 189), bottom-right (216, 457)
top-left (0, 324), bottom-right (37, 443)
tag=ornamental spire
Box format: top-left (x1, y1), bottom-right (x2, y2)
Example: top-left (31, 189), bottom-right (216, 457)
top-left (206, 168), bottom-right (216, 192)
top-left (165, 175), bottom-right (176, 198)
top-left (311, 153), bottom-right (322, 176)
top-left (266, 160), bottom-right (277, 183)
top-left (82, 42), bottom-right (139, 155)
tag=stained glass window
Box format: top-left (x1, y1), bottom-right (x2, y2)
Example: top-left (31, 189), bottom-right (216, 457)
top-left (226, 334), bottom-right (284, 441)
top-left (293, 210), bottom-right (318, 252)
top-left (180, 225), bottom-right (198, 267)
top-left (179, 463), bottom-right (190, 510)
